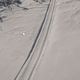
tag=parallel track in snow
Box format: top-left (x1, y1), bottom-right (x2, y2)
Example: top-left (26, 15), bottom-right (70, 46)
top-left (14, 0), bottom-right (56, 80)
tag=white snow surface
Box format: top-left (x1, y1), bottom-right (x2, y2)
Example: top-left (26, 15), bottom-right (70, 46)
top-left (30, 0), bottom-right (80, 80)
top-left (0, 0), bottom-right (49, 80)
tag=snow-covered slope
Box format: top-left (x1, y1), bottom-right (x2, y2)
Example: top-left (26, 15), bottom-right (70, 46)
top-left (30, 0), bottom-right (80, 80)
top-left (0, 0), bottom-right (49, 80)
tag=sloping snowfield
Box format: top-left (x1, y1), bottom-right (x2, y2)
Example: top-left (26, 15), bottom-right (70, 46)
top-left (30, 0), bottom-right (80, 80)
top-left (0, 0), bottom-right (50, 80)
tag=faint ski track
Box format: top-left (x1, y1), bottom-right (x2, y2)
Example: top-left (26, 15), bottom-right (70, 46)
top-left (26, 0), bottom-right (56, 80)
top-left (14, 0), bottom-right (56, 80)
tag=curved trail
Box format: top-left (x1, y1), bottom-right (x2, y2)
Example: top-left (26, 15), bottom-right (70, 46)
top-left (14, 0), bottom-right (56, 80)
